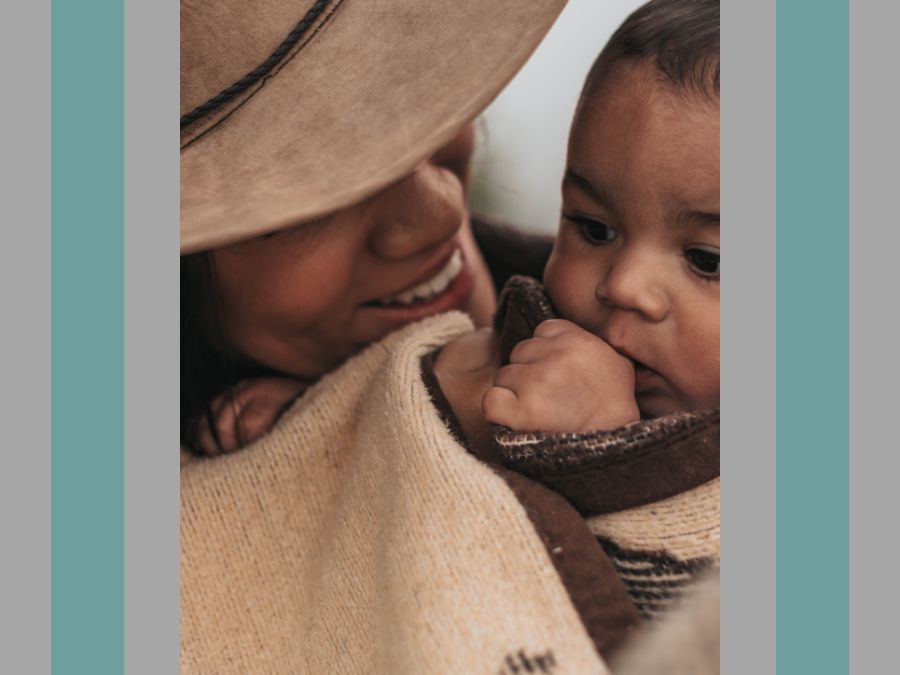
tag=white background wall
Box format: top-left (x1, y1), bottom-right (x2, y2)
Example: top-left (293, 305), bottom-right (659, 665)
top-left (470, 0), bottom-right (646, 235)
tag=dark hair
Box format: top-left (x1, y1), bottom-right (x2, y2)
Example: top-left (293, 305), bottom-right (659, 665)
top-left (180, 253), bottom-right (269, 454)
top-left (583, 0), bottom-right (719, 100)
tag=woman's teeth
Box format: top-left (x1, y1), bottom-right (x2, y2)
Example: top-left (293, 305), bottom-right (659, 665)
top-left (375, 250), bottom-right (462, 306)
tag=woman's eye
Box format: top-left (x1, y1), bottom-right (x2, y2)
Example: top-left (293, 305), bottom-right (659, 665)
top-left (685, 247), bottom-right (720, 277)
top-left (565, 214), bottom-right (617, 245)
top-left (261, 216), bottom-right (329, 240)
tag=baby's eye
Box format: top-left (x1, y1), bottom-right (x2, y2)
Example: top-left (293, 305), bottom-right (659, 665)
top-left (565, 213), bottom-right (618, 245)
top-left (685, 246), bottom-right (720, 278)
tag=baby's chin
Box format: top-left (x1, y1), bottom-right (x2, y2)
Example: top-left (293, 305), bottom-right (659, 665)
top-left (637, 394), bottom-right (690, 419)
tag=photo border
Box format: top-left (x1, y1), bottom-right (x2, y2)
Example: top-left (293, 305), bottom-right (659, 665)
top-left (2, 1), bottom-right (51, 672)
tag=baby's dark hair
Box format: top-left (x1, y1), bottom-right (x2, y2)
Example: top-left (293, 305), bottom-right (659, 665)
top-left (583, 0), bottom-right (719, 101)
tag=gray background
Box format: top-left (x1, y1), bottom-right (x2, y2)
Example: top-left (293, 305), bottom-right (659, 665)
top-left (0, 1), bottom-right (50, 672)
top-left (721, 1), bottom-right (776, 673)
top-left (124, 1), bottom-right (180, 674)
top-left (850, 2), bottom-right (896, 672)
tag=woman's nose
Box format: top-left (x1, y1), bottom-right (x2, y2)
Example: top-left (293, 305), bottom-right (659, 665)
top-left (366, 162), bottom-right (465, 260)
top-left (595, 249), bottom-right (670, 322)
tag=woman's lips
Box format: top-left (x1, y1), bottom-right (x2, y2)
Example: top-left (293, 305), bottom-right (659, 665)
top-left (358, 246), bottom-right (475, 326)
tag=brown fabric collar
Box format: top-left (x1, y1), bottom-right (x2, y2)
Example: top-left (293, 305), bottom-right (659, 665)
top-left (493, 275), bottom-right (558, 365)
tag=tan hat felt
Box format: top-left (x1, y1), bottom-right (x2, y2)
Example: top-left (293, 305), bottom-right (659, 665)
top-left (181, 0), bottom-right (567, 253)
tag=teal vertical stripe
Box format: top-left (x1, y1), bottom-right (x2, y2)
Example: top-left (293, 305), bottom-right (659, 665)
top-left (51, 1), bottom-right (123, 673)
top-left (777, 1), bottom-right (848, 673)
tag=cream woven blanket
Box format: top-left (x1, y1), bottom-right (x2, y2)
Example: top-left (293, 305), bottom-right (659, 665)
top-left (181, 312), bottom-right (607, 674)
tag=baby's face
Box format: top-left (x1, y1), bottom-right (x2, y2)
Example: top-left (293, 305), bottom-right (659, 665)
top-left (545, 62), bottom-right (719, 418)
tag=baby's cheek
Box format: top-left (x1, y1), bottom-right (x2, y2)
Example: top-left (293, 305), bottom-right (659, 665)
top-left (544, 251), bottom-right (590, 322)
top-left (681, 325), bottom-right (720, 408)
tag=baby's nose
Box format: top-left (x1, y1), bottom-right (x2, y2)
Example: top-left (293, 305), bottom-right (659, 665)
top-left (597, 252), bottom-right (670, 322)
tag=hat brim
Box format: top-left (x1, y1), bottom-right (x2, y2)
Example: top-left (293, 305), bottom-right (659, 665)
top-left (180, 0), bottom-right (567, 253)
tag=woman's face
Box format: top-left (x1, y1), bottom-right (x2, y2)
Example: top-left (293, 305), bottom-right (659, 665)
top-left (210, 126), bottom-right (496, 380)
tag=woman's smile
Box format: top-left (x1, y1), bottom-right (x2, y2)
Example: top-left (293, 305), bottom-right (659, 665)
top-left (365, 244), bottom-right (463, 307)
top-left (358, 244), bottom-right (475, 327)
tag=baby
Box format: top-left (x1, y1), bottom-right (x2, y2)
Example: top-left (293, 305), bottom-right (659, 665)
top-left (199, 0), bottom-right (719, 457)
top-left (432, 0), bottom-right (720, 453)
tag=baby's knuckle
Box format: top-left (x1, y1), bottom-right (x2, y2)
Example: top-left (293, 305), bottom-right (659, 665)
top-left (509, 339), bottom-right (536, 363)
top-left (483, 390), bottom-right (516, 425)
top-left (533, 319), bottom-right (563, 337)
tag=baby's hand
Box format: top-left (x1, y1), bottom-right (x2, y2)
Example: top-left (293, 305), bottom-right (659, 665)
top-left (482, 319), bottom-right (639, 433)
top-left (197, 377), bottom-right (306, 456)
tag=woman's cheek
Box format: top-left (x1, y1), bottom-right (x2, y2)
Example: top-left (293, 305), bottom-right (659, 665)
top-left (459, 221), bottom-right (496, 328)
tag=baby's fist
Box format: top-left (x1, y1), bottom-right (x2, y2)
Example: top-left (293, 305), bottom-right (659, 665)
top-left (482, 319), bottom-right (639, 433)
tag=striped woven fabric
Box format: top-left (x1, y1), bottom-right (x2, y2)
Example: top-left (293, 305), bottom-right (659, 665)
top-left (588, 479), bottom-right (720, 620)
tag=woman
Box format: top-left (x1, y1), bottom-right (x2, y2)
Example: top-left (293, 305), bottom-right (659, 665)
top-left (180, 0), bottom-right (556, 456)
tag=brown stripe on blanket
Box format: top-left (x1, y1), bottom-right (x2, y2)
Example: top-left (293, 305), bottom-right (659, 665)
top-left (595, 537), bottom-right (717, 621)
top-left (421, 351), bottom-right (642, 659)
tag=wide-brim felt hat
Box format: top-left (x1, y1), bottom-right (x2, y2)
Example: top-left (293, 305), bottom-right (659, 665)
top-left (181, 0), bottom-right (568, 253)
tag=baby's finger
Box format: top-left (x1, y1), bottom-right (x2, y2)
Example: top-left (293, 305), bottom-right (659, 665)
top-left (492, 363), bottom-right (532, 392)
top-left (532, 318), bottom-right (580, 339)
top-left (220, 399), bottom-right (246, 451)
top-left (209, 389), bottom-right (233, 419)
top-left (481, 386), bottom-right (521, 428)
top-left (508, 336), bottom-right (551, 364)
top-left (195, 418), bottom-right (222, 457)
top-left (196, 402), bottom-right (240, 456)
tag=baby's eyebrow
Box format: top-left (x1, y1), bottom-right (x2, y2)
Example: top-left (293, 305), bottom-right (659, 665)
top-left (563, 167), bottom-right (618, 210)
top-left (675, 210), bottom-right (720, 228)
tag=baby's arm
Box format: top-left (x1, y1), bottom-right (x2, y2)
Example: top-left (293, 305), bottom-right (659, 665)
top-left (483, 319), bottom-right (639, 433)
top-left (196, 376), bottom-right (307, 456)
